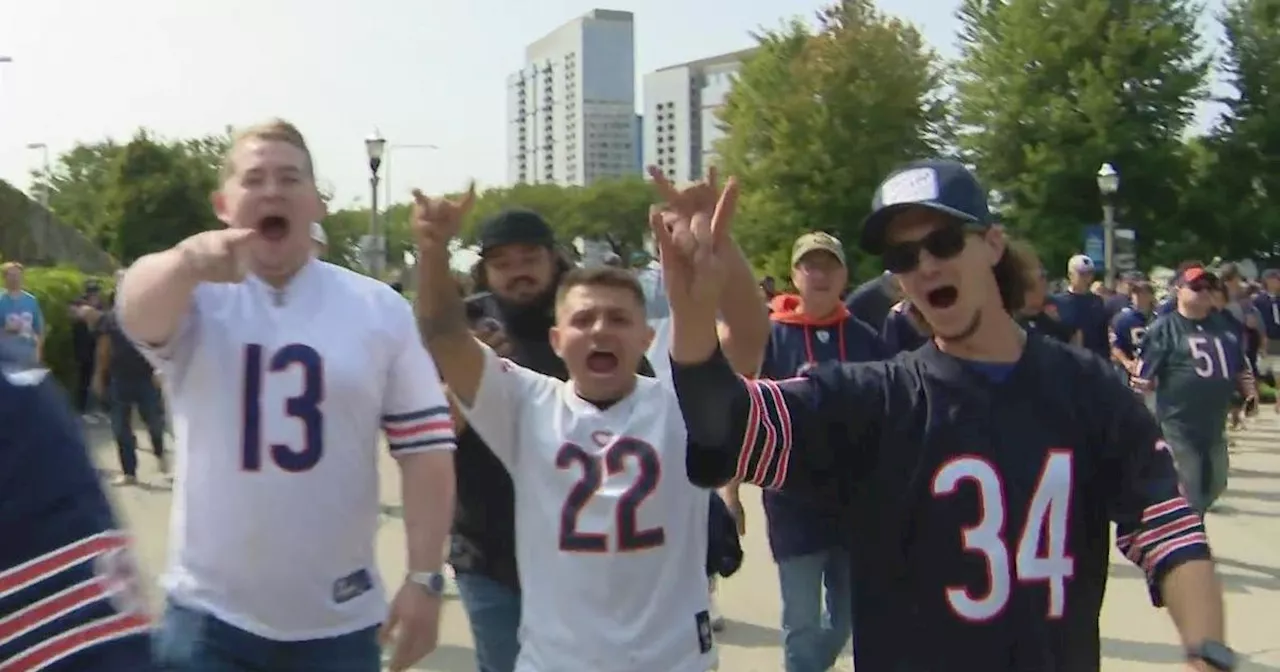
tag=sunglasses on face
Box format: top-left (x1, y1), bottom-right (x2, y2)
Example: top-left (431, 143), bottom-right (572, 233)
top-left (881, 224), bottom-right (971, 274)
top-left (1186, 278), bottom-right (1217, 293)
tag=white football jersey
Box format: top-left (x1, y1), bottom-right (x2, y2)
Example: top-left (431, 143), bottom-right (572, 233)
top-left (128, 260), bottom-right (454, 641)
top-left (460, 347), bottom-right (714, 672)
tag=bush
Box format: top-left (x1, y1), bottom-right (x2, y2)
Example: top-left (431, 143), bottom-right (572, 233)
top-left (21, 267), bottom-right (109, 391)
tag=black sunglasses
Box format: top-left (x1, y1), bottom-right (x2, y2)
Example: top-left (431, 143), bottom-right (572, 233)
top-left (1186, 278), bottom-right (1217, 293)
top-left (881, 224), bottom-right (973, 274)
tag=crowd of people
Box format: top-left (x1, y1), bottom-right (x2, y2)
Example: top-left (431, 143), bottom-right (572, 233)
top-left (0, 118), bottom-right (1255, 672)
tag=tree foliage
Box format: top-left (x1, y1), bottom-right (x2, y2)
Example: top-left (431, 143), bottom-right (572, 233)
top-left (322, 177), bottom-right (658, 273)
top-left (953, 0), bottom-right (1209, 272)
top-left (1202, 0), bottom-right (1280, 260)
top-left (715, 0), bottom-right (950, 281)
top-left (32, 132), bottom-right (229, 263)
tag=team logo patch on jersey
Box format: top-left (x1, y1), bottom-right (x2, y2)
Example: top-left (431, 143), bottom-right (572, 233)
top-left (332, 568), bottom-right (374, 604)
top-left (816, 330), bottom-right (830, 344)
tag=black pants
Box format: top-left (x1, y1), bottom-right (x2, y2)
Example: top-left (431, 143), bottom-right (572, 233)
top-left (74, 356), bottom-right (95, 413)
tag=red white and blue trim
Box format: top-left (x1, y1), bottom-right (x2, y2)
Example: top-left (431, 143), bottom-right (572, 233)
top-left (733, 377), bottom-right (795, 489)
top-left (382, 406), bottom-right (455, 455)
top-left (1115, 495), bottom-right (1209, 579)
top-left (0, 531), bottom-right (150, 672)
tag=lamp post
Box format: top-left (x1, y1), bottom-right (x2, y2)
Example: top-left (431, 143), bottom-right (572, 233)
top-left (365, 130), bottom-right (387, 278)
top-left (27, 142), bottom-right (51, 261)
top-left (384, 143), bottom-right (439, 207)
top-left (1096, 162), bottom-right (1120, 287)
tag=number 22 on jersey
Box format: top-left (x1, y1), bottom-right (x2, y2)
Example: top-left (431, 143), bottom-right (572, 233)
top-left (931, 450), bottom-right (1074, 622)
top-left (241, 343), bottom-right (325, 472)
top-left (557, 437), bottom-right (665, 553)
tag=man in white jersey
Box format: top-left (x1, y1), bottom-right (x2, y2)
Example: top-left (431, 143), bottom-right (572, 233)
top-left (411, 172), bottom-right (741, 672)
top-left (115, 119), bottom-right (456, 672)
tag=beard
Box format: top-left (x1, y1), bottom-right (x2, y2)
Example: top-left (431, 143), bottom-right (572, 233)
top-left (933, 309), bottom-right (984, 343)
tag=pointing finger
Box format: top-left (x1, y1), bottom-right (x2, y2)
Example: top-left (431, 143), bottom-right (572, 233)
top-left (647, 165), bottom-right (682, 205)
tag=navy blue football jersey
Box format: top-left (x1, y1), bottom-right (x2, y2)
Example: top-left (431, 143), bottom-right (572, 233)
top-left (677, 336), bottom-right (1209, 671)
top-left (0, 358), bottom-right (153, 671)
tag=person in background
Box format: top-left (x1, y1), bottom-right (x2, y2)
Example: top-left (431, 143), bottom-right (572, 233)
top-left (1136, 266), bottom-right (1256, 513)
top-left (761, 275), bottom-right (778, 303)
top-left (1103, 274), bottom-right (1135, 322)
top-left (92, 303), bottom-right (169, 487)
top-left (756, 231), bottom-right (885, 672)
top-left (1052, 254), bottom-right (1108, 357)
top-left (1110, 280), bottom-right (1156, 392)
top-left (310, 221), bottom-right (328, 258)
top-left (1090, 280), bottom-right (1113, 300)
top-left (600, 251), bottom-right (624, 268)
top-left (1013, 242), bottom-right (1077, 344)
top-left (0, 262), bottom-right (44, 366)
top-left (69, 280), bottom-right (107, 424)
top-left (881, 297), bottom-right (930, 353)
top-left (844, 269), bottom-right (897, 332)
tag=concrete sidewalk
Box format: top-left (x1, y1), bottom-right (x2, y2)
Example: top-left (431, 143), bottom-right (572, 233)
top-left (90, 415), bottom-right (1280, 671)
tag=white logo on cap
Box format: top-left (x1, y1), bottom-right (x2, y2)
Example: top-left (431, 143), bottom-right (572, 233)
top-left (879, 168), bottom-right (940, 206)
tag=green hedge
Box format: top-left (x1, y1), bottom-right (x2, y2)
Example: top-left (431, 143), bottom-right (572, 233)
top-left (22, 267), bottom-right (110, 391)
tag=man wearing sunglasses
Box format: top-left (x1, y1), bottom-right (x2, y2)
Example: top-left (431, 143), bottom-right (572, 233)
top-left (669, 158), bottom-right (1233, 671)
top-left (1135, 267), bottom-right (1257, 514)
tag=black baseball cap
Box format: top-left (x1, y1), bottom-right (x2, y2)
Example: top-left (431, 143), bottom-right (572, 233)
top-left (860, 159), bottom-right (993, 254)
top-left (477, 209), bottom-right (555, 256)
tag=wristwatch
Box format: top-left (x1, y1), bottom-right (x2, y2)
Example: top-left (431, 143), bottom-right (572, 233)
top-left (407, 571), bottom-right (446, 597)
top-left (1187, 641), bottom-right (1237, 671)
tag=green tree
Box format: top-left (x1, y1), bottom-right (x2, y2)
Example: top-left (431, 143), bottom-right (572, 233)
top-left (31, 141), bottom-right (124, 251)
top-left (104, 131), bottom-right (221, 263)
top-left (715, 0), bottom-right (949, 282)
top-left (953, 0), bottom-right (1209, 272)
top-left (32, 131), bottom-right (231, 258)
top-left (1204, 0), bottom-right (1280, 259)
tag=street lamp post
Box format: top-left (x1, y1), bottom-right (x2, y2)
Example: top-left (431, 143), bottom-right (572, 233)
top-left (27, 142), bottom-right (51, 262)
top-left (365, 130), bottom-right (387, 278)
top-left (384, 143), bottom-right (439, 208)
top-left (1096, 163), bottom-right (1120, 287)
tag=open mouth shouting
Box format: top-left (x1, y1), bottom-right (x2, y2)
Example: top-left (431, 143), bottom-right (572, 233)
top-left (257, 215), bottom-right (289, 242)
top-left (925, 286), bottom-right (959, 310)
top-left (585, 350), bottom-right (620, 375)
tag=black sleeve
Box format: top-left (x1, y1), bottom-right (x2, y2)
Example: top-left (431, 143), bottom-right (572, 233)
top-left (636, 356), bottom-right (656, 378)
top-left (1097, 361), bottom-right (1212, 606)
top-left (675, 347), bottom-right (883, 493)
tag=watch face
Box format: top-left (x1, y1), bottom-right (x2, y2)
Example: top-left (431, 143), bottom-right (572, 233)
top-left (428, 573), bottom-right (446, 593)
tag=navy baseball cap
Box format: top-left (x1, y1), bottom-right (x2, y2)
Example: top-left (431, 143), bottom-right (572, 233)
top-left (860, 159), bottom-right (993, 254)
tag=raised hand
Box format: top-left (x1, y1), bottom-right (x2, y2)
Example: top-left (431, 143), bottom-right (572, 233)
top-left (646, 165), bottom-right (739, 312)
top-left (411, 184), bottom-right (477, 250)
top-left (175, 228), bottom-right (259, 283)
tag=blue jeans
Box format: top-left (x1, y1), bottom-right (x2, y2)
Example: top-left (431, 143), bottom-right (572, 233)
top-left (110, 377), bottom-right (167, 476)
top-left (777, 548), bottom-right (853, 672)
top-left (454, 572), bottom-right (521, 672)
top-left (152, 601), bottom-right (380, 672)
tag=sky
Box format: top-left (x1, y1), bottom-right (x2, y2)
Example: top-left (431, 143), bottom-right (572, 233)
top-left (0, 0), bottom-right (1227, 211)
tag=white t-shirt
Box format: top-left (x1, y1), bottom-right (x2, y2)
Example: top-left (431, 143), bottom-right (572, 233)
top-left (459, 347), bottom-right (715, 672)
top-left (129, 260), bottom-right (454, 641)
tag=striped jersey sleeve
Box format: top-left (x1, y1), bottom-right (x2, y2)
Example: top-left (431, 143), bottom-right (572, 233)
top-left (381, 407), bottom-right (454, 455)
top-left (730, 377), bottom-right (796, 489)
top-left (0, 531), bottom-right (152, 672)
top-left (1107, 393), bottom-right (1212, 605)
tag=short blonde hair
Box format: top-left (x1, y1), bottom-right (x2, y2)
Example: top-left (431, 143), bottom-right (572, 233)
top-left (0, 262), bottom-right (23, 274)
top-left (220, 118), bottom-right (315, 181)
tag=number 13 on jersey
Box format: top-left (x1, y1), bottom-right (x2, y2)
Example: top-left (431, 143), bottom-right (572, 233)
top-left (242, 343), bottom-right (325, 472)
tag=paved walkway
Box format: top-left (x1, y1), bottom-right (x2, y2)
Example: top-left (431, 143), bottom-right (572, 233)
top-left (89, 415), bottom-right (1280, 671)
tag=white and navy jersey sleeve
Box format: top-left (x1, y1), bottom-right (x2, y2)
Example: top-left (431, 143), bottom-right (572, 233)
top-left (675, 347), bottom-right (882, 494)
top-left (1098, 365), bottom-right (1212, 605)
top-left (120, 284), bottom-right (203, 386)
top-left (380, 298), bottom-right (455, 457)
top-left (455, 345), bottom-right (558, 471)
top-left (0, 362), bottom-right (153, 671)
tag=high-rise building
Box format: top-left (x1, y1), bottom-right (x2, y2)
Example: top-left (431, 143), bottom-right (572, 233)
top-left (506, 9), bottom-right (638, 186)
top-left (642, 48), bottom-right (756, 183)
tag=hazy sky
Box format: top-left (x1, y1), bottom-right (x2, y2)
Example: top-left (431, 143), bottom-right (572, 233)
top-left (0, 0), bottom-right (1226, 210)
